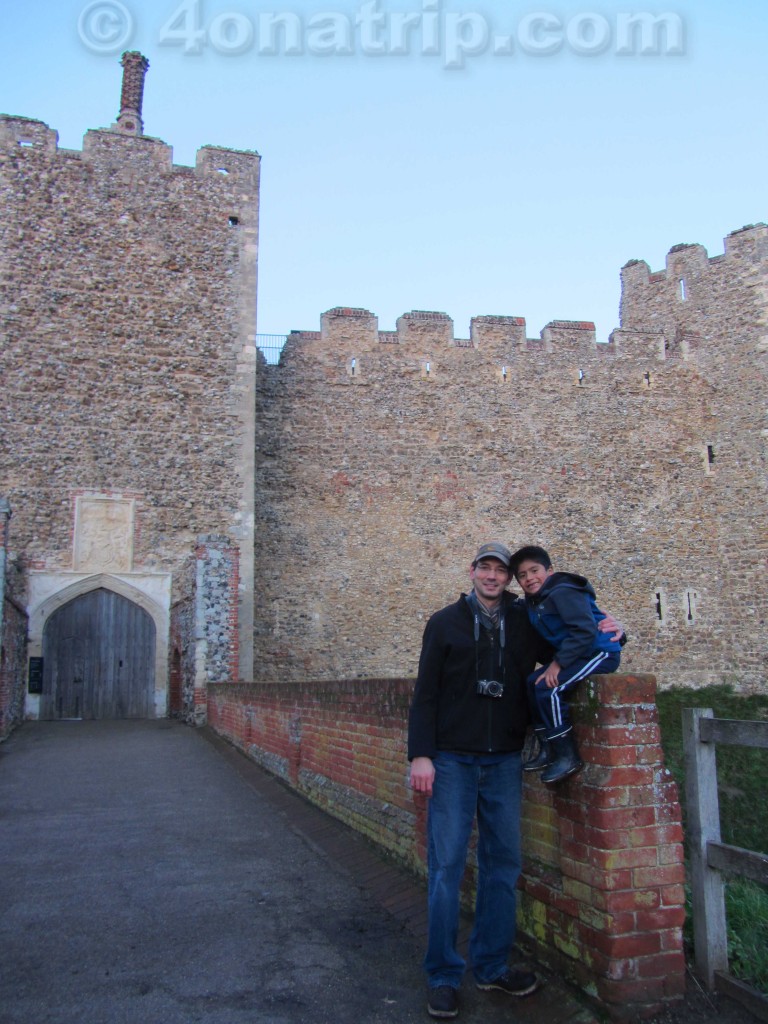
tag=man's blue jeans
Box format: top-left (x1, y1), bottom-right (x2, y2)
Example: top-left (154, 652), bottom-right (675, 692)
top-left (425, 752), bottom-right (523, 988)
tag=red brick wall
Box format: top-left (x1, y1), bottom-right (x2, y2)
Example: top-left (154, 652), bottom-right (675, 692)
top-left (519, 674), bottom-right (686, 1015)
top-left (208, 679), bottom-right (416, 861)
top-left (207, 672), bottom-right (685, 1018)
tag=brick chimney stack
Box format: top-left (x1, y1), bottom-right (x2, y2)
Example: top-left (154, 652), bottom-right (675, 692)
top-left (115, 51), bottom-right (150, 135)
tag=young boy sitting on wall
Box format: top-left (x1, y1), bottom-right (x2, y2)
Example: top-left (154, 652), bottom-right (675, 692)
top-left (509, 545), bottom-right (624, 784)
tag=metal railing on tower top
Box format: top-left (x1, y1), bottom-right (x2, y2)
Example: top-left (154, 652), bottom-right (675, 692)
top-left (256, 334), bottom-right (288, 365)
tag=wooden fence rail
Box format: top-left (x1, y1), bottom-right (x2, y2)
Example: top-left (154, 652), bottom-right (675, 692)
top-left (683, 708), bottom-right (768, 1020)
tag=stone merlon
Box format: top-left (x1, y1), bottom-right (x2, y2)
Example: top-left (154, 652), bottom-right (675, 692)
top-left (0, 114), bottom-right (259, 183)
top-left (281, 309), bottom-right (683, 362)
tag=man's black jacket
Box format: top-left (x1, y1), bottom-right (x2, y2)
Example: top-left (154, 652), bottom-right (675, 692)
top-left (408, 592), bottom-right (551, 760)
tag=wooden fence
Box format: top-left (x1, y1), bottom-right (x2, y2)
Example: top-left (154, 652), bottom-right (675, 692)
top-left (683, 708), bottom-right (768, 1019)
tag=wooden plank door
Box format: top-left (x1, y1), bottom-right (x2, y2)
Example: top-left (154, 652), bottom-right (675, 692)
top-left (41, 589), bottom-right (156, 719)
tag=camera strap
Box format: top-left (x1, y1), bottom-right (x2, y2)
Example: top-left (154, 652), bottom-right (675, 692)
top-left (467, 592), bottom-right (506, 683)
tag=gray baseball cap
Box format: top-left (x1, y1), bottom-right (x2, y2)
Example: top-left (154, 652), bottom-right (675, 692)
top-left (473, 542), bottom-right (512, 567)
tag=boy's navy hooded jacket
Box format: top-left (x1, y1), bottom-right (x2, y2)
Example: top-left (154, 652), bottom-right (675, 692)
top-left (524, 572), bottom-right (622, 670)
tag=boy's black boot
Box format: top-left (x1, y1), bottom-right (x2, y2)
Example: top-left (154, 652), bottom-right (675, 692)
top-left (541, 732), bottom-right (583, 784)
top-left (523, 731), bottom-right (551, 772)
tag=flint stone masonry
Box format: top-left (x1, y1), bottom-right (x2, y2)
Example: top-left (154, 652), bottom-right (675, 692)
top-left (254, 235), bottom-right (768, 691)
top-left (0, 69), bottom-right (759, 1018)
top-left (0, 596), bottom-right (27, 739)
top-left (169, 555), bottom-right (197, 721)
top-left (196, 535), bottom-right (240, 685)
top-left (0, 106), bottom-right (260, 695)
top-left (1, 74), bottom-right (766, 711)
top-left (0, 500), bottom-right (27, 739)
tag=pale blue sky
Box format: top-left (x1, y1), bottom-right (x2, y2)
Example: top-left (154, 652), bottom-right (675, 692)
top-left (3, 1), bottom-right (766, 340)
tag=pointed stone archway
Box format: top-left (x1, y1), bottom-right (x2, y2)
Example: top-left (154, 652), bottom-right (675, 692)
top-left (41, 588), bottom-right (156, 719)
top-left (27, 572), bottom-right (171, 720)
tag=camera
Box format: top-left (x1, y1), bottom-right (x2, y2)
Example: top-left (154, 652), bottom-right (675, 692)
top-left (476, 679), bottom-right (504, 698)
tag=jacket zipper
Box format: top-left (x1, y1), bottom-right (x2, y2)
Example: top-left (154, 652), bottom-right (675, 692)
top-left (486, 632), bottom-right (495, 751)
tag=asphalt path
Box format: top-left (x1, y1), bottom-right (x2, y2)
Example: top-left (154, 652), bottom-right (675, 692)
top-left (0, 720), bottom-right (596, 1024)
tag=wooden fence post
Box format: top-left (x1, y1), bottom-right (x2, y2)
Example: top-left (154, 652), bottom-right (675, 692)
top-left (683, 707), bottom-right (728, 989)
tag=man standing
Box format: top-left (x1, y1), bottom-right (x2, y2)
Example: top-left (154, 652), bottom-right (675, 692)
top-left (408, 542), bottom-right (543, 1019)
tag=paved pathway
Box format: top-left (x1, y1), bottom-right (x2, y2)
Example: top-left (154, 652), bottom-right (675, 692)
top-left (0, 721), bottom-right (597, 1024)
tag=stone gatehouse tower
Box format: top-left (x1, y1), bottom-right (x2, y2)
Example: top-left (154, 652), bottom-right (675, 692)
top-left (0, 54), bottom-right (259, 728)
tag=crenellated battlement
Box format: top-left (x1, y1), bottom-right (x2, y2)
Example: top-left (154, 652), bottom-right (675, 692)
top-left (621, 224), bottom-right (768, 290)
top-left (469, 314), bottom-right (526, 349)
top-left (620, 224), bottom-right (768, 334)
top-left (0, 115), bottom-right (59, 154)
top-left (1, 52), bottom-right (258, 183)
top-left (292, 224), bottom-right (768, 372)
top-left (285, 306), bottom-right (671, 369)
top-left (0, 114), bottom-right (260, 183)
top-left (195, 144), bottom-right (261, 184)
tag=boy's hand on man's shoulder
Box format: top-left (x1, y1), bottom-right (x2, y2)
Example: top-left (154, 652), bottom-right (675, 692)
top-left (599, 613), bottom-right (626, 644)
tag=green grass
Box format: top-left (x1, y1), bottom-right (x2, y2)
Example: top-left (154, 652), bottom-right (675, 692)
top-left (726, 877), bottom-right (768, 992)
top-left (655, 685), bottom-right (768, 994)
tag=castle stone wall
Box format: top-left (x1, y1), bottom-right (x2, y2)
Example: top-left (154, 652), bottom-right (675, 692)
top-left (254, 229), bottom-right (768, 691)
top-left (2, 86), bottom-right (766, 702)
top-left (619, 225), bottom-right (768, 687)
top-left (0, 500), bottom-right (27, 739)
top-left (169, 554), bottom-right (196, 721)
top-left (0, 594), bottom-right (27, 740)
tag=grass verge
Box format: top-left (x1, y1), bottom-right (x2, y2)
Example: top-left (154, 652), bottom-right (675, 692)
top-left (655, 685), bottom-right (768, 995)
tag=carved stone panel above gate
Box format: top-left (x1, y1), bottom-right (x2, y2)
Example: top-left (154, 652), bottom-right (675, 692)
top-left (73, 496), bottom-right (134, 572)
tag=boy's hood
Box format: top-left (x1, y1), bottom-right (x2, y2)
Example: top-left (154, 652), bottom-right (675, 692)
top-left (528, 570), bottom-right (595, 603)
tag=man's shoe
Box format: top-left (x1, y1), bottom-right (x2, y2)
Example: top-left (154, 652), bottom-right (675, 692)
top-left (428, 985), bottom-right (459, 1018)
top-left (476, 968), bottom-right (540, 997)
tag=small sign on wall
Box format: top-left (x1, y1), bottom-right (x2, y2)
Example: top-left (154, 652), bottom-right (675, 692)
top-left (28, 657), bottom-right (43, 694)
